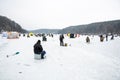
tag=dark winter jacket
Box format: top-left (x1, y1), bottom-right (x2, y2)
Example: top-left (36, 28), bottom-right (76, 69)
top-left (59, 34), bottom-right (64, 42)
top-left (34, 41), bottom-right (43, 54)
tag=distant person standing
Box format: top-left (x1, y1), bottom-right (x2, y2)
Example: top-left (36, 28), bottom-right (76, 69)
top-left (106, 34), bottom-right (108, 41)
top-left (59, 34), bottom-right (64, 46)
top-left (33, 40), bottom-right (46, 59)
top-left (111, 34), bottom-right (114, 40)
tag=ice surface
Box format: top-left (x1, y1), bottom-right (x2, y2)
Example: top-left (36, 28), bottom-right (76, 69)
top-left (0, 34), bottom-right (120, 80)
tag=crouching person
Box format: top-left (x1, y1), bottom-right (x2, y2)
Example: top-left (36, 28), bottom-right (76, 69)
top-left (86, 36), bottom-right (90, 43)
top-left (34, 40), bottom-right (46, 60)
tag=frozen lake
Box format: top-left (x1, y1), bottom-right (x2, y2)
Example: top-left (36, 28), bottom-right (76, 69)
top-left (0, 34), bottom-right (120, 80)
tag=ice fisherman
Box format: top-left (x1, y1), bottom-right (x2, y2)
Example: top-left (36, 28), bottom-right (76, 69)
top-left (59, 34), bottom-right (64, 46)
top-left (111, 34), bottom-right (114, 40)
top-left (106, 34), bottom-right (108, 41)
top-left (86, 36), bottom-right (90, 43)
top-left (100, 35), bottom-right (104, 42)
top-left (33, 40), bottom-right (46, 59)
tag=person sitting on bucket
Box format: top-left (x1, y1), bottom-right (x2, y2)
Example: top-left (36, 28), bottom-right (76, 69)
top-left (100, 35), bottom-right (104, 42)
top-left (33, 40), bottom-right (46, 59)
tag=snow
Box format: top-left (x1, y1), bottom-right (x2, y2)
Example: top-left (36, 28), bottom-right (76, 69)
top-left (0, 34), bottom-right (120, 80)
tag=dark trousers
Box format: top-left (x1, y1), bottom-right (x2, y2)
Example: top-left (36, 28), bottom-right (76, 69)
top-left (60, 40), bottom-right (64, 46)
top-left (35, 50), bottom-right (46, 59)
top-left (41, 51), bottom-right (46, 59)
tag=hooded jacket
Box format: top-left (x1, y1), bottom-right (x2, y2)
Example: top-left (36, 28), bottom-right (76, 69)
top-left (34, 40), bottom-right (43, 54)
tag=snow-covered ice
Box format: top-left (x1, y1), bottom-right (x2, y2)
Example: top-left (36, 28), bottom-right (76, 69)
top-left (0, 34), bottom-right (120, 80)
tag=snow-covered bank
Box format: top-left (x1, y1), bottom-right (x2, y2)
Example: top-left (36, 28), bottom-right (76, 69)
top-left (0, 35), bottom-right (120, 80)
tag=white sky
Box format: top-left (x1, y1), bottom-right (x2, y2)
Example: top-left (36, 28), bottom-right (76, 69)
top-left (0, 0), bottom-right (120, 30)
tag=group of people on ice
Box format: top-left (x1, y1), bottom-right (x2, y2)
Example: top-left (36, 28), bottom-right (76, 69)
top-left (59, 33), bottom-right (115, 45)
top-left (33, 33), bottom-right (116, 60)
top-left (99, 34), bottom-right (114, 42)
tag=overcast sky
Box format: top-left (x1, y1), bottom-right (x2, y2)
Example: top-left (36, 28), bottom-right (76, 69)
top-left (0, 0), bottom-right (120, 30)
